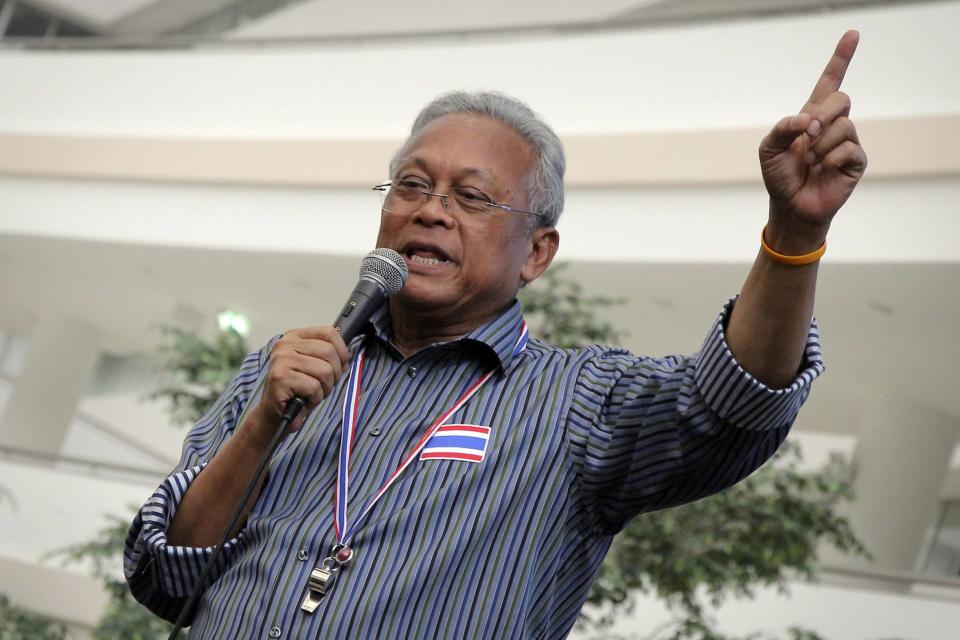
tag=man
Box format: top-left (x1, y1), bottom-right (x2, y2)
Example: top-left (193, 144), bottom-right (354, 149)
top-left (125, 32), bottom-right (866, 639)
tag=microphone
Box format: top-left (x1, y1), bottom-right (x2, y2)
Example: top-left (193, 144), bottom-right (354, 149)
top-left (281, 248), bottom-right (408, 423)
top-left (333, 248), bottom-right (409, 343)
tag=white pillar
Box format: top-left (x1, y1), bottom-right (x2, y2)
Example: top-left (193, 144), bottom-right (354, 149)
top-left (0, 314), bottom-right (102, 454)
top-left (822, 391), bottom-right (959, 573)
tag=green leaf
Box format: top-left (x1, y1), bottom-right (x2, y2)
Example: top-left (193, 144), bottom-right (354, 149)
top-left (149, 326), bottom-right (250, 427)
top-left (0, 594), bottom-right (67, 640)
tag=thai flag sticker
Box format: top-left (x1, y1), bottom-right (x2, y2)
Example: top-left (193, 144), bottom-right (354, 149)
top-left (420, 424), bottom-right (491, 463)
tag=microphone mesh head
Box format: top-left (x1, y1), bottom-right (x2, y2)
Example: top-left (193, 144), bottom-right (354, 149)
top-left (360, 248), bottom-right (408, 295)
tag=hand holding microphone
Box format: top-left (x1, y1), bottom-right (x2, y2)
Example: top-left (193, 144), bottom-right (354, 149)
top-left (246, 248), bottom-right (408, 434)
top-left (250, 326), bottom-right (350, 433)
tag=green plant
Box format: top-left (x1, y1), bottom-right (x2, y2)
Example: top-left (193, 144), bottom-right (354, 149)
top-left (0, 594), bottom-right (66, 640)
top-left (51, 325), bottom-right (245, 638)
top-left (519, 265), bottom-right (867, 640)
top-left (519, 263), bottom-right (625, 348)
top-left (2, 470), bottom-right (65, 637)
top-left (49, 517), bottom-right (176, 640)
top-left (580, 443), bottom-right (865, 639)
top-left (150, 326), bottom-right (250, 427)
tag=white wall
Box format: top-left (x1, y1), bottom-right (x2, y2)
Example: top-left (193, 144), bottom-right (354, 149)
top-left (573, 580), bottom-right (960, 640)
top-left (1, 176), bottom-right (959, 263)
top-left (0, 2), bottom-right (957, 138)
top-left (2, 2), bottom-right (958, 263)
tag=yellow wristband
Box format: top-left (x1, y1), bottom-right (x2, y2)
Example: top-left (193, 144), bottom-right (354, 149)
top-left (760, 225), bottom-right (826, 266)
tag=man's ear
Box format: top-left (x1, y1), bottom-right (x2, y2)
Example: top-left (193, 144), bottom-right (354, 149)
top-left (520, 227), bottom-right (560, 285)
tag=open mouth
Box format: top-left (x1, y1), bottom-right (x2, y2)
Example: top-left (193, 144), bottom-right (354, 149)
top-left (404, 245), bottom-right (452, 267)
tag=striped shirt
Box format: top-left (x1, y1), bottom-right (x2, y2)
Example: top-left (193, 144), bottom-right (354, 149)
top-left (124, 298), bottom-right (823, 639)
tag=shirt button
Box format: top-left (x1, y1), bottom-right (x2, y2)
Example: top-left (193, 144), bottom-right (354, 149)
top-left (297, 549), bottom-right (309, 561)
top-left (369, 427), bottom-right (381, 436)
top-left (269, 627), bottom-right (282, 638)
top-left (407, 365), bottom-right (417, 378)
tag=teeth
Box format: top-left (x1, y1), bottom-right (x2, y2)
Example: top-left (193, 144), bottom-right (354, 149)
top-left (409, 254), bottom-right (447, 266)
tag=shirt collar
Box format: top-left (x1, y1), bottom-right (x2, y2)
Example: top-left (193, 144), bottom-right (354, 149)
top-left (364, 300), bottom-right (527, 372)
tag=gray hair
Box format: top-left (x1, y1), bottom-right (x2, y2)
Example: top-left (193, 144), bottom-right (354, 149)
top-left (389, 91), bottom-right (566, 228)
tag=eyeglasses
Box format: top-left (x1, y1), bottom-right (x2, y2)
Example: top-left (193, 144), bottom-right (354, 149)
top-left (372, 180), bottom-right (542, 218)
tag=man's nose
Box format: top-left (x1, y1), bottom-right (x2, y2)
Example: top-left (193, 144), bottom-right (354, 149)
top-left (413, 193), bottom-right (454, 227)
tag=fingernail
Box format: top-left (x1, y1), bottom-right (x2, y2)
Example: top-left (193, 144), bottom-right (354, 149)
top-left (806, 119), bottom-right (821, 136)
top-left (804, 151), bottom-right (817, 165)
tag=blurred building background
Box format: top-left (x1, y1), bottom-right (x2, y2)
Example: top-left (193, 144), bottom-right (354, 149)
top-left (0, 0), bottom-right (958, 638)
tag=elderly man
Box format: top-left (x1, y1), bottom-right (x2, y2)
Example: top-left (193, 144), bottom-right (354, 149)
top-left (125, 32), bottom-right (865, 639)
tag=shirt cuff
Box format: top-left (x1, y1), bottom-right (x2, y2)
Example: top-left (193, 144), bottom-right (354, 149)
top-left (128, 464), bottom-right (247, 598)
top-left (694, 297), bottom-right (825, 431)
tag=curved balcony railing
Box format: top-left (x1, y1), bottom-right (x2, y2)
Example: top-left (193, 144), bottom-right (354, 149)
top-left (922, 500), bottom-right (960, 580)
top-left (0, 0), bottom-right (939, 51)
top-left (0, 443), bottom-right (168, 485)
top-left (0, 368), bottom-right (176, 483)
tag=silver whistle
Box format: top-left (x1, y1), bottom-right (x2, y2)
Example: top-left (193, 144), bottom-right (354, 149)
top-left (300, 566), bottom-right (336, 613)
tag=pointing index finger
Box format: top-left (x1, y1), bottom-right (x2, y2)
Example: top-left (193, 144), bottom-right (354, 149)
top-left (808, 30), bottom-right (859, 105)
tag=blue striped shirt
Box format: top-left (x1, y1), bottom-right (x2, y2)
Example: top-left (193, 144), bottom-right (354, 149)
top-left (124, 298), bottom-right (823, 639)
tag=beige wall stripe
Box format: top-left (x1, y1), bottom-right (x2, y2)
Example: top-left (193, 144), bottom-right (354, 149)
top-left (0, 116), bottom-right (956, 187)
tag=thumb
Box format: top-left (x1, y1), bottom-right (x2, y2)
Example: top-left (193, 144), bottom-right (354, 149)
top-left (760, 113), bottom-right (817, 160)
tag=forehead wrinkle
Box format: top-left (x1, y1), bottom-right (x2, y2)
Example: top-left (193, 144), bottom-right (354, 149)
top-left (456, 167), bottom-right (495, 184)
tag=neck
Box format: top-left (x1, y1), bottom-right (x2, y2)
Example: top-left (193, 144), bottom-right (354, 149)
top-left (387, 300), bottom-right (512, 358)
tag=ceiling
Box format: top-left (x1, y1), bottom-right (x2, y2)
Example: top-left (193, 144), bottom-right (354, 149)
top-left (0, 232), bottom-right (957, 430)
top-left (3, 0), bottom-right (949, 46)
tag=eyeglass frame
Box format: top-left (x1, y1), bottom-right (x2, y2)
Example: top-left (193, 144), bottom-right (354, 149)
top-left (372, 180), bottom-right (543, 219)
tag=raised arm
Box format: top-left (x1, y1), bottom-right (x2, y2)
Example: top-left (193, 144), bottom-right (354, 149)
top-left (727, 30), bottom-right (867, 388)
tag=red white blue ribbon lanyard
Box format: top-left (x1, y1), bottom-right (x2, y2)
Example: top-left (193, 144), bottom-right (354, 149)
top-left (301, 321), bottom-right (528, 613)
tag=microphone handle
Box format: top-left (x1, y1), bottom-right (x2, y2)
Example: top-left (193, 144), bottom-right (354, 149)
top-left (334, 276), bottom-right (388, 343)
top-left (284, 275), bottom-right (387, 422)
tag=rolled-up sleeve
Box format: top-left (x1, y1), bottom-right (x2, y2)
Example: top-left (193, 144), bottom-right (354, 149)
top-left (123, 342), bottom-right (272, 623)
top-left (566, 297), bottom-right (824, 534)
top-left (694, 298), bottom-right (823, 430)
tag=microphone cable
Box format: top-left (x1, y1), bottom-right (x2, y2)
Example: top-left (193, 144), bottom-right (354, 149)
top-left (164, 248), bottom-right (406, 638)
top-left (167, 396), bottom-right (304, 639)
